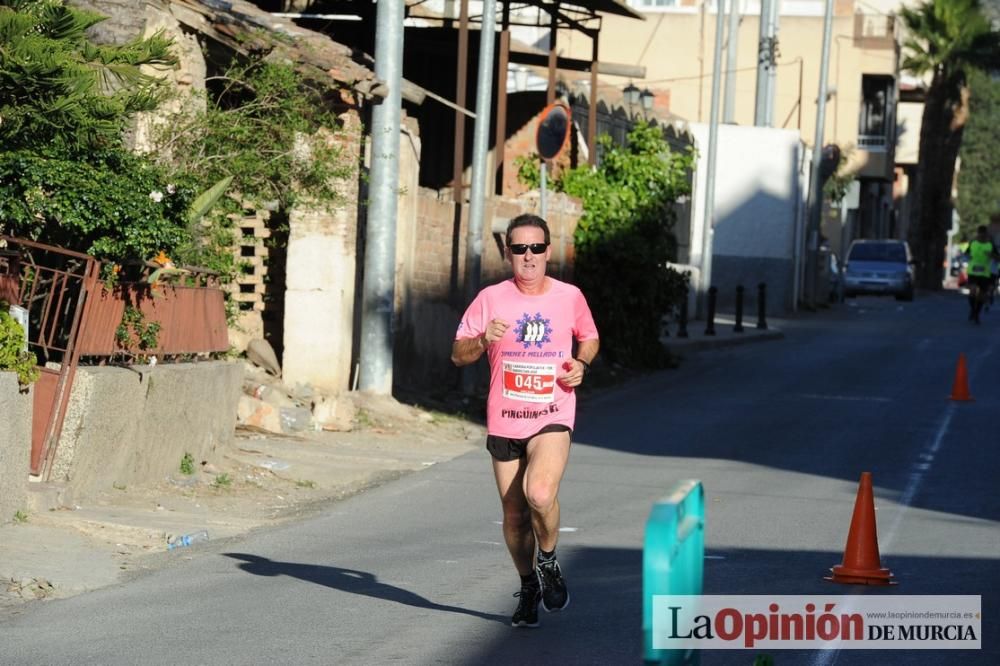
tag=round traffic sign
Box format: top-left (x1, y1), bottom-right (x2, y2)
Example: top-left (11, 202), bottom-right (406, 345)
top-left (535, 102), bottom-right (572, 160)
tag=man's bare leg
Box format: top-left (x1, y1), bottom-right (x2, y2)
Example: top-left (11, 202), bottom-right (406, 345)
top-left (492, 456), bottom-right (534, 576)
top-left (493, 456), bottom-right (543, 627)
top-left (524, 431), bottom-right (571, 549)
top-left (525, 430), bottom-right (572, 611)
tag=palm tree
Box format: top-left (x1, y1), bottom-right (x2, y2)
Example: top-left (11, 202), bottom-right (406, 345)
top-left (900, 0), bottom-right (1000, 288)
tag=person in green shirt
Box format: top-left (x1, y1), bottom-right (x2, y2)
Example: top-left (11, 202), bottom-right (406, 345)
top-left (964, 225), bottom-right (999, 324)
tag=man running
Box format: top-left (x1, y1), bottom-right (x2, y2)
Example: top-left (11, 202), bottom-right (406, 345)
top-left (451, 213), bottom-right (599, 628)
top-left (965, 225), bottom-right (999, 324)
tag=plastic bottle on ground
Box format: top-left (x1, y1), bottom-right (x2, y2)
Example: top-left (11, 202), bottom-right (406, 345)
top-left (167, 530), bottom-right (209, 550)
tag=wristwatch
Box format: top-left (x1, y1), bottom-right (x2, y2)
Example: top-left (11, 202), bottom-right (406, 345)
top-left (575, 358), bottom-right (591, 375)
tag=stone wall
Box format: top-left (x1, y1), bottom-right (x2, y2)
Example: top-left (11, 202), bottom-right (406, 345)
top-left (0, 374), bottom-right (31, 524)
top-left (49, 362), bottom-right (242, 504)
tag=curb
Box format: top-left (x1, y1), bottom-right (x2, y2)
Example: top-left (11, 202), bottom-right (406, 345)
top-left (662, 327), bottom-right (784, 354)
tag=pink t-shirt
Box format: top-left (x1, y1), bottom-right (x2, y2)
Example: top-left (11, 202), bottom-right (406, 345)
top-left (455, 278), bottom-right (599, 439)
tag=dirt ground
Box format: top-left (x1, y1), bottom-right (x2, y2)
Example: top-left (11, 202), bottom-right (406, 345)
top-left (0, 393), bottom-right (485, 615)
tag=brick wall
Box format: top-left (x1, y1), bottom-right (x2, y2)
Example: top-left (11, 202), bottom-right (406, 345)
top-left (410, 192), bottom-right (465, 303)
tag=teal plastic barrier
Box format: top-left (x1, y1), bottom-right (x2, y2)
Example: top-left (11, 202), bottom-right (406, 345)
top-left (643, 480), bottom-right (705, 665)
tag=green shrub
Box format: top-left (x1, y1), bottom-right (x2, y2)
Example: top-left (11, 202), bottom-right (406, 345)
top-left (520, 123), bottom-right (694, 367)
top-left (0, 150), bottom-right (196, 261)
top-left (0, 307), bottom-right (39, 388)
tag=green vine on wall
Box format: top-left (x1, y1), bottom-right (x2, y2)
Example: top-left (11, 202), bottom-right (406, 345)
top-left (824, 145), bottom-right (856, 205)
top-left (115, 306), bottom-right (161, 355)
top-left (0, 4), bottom-right (355, 306)
top-left (0, 306), bottom-right (39, 388)
top-left (150, 60), bottom-right (354, 272)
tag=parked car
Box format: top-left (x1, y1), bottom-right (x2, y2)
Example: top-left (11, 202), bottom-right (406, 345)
top-left (842, 240), bottom-right (915, 301)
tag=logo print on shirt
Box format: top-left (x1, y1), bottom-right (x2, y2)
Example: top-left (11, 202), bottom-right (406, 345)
top-left (516, 312), bottom-right (551, 349)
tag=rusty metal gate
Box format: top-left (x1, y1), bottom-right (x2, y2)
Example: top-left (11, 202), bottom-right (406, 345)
top-left (1, 236), bottom-right (100, 478)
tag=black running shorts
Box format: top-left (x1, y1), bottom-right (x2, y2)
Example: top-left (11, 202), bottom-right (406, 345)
top-left (486, 424), bottom-right (572, 462)
top-left (969, 275), bottom-right (993, 292)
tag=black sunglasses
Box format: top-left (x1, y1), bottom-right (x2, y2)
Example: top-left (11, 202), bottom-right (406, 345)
top-left (509, 243), bottom-right (549, 255)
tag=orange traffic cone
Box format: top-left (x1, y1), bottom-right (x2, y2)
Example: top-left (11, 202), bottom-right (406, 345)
top-left (826, 472), bottom-right (895, 585)
top-left (949, 353), bottom-right (974, 402)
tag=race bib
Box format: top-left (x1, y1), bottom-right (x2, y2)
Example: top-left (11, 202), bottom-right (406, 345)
top-left (502, 361), bottom-right (556, 403)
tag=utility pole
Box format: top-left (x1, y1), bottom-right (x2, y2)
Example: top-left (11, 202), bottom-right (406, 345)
top-left (700, 0), bottom-right (727, 312)
top-left (358, 0), bottom-right (404, 394)
top-left (763, 0), bottom-right (780, 126)
top-left (464, 0), bottom-right (496, 305)
top-left (723, 0), bottom-right (740, 124)
top-left (461, 0), bottom-right (497, 393)
top-left (805, 0), bottom-right (835, 308)
top-left (753, 0), bottom-right (778, 126)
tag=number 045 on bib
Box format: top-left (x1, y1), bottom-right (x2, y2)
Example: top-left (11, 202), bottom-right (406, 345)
top-left (502, 361), bottom-right (556, 403)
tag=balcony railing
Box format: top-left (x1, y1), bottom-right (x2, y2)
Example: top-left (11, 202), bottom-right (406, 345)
top-left (854, 13), bottom-right (896, 49)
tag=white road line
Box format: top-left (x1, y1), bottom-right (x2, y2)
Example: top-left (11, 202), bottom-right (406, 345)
top-left (796, 394), bottom-right (892, 403)
top-left (885, 406), bottom-right (954, 545)
top-left (810, 362), bottom-right (972, 666)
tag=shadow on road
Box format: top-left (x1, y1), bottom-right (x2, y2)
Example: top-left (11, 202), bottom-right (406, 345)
top-left (455, 545), bottom-right (644, 665)
top-left (459, 545), bottom-right (995, 666)
top-left (223, 552), bottom-right (507, 624)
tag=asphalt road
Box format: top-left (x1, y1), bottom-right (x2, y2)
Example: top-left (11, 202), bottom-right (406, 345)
top-left (0, 291), bottom-right (996, 665)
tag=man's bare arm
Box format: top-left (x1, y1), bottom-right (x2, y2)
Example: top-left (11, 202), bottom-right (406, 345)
top-left (451, 318), bottom-right (510, 366)
top-left (451, 335), bottom-right (487, 367)
top-left (575, 338), bottom-right (599, 367)
top-left (557, 338), bottom-right (601, 388)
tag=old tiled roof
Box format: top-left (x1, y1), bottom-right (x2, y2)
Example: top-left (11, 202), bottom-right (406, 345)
top-left (168, 0), bottom-right (399, 102)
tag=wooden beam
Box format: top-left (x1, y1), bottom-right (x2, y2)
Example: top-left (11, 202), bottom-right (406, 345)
top-left (509, 51), bottom-right (645, 79)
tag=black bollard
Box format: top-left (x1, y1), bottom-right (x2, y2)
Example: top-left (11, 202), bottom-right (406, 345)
top-left (757, 282), bottom-right (768, 330)
top-left (734, 285), bottom-right (745, 333)
top-left (677, 287), bottom-right (689, 338)
top-left (705, 286), bottom-right (717, 336)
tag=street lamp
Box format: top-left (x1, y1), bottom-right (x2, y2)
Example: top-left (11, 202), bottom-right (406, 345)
top-left (640, 88), bottom-right (654, 114)
top-left (624, 84), bottom-right (654, 120)
top-left (623, 82), bottom-right (640, 108)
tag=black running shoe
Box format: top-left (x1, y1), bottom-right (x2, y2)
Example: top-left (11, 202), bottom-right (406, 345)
top-left (511, 583), bottom-right (541, 628)
top-left (537, 559), bottom-right (570, 612)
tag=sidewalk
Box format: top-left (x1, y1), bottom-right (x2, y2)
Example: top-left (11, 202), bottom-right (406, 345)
top-left (0, 396), bottom-right (482, 615)
top-left (662, 313), bottom-right (784, 355)
top-left (0, 320), bottom-right (784, 616)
